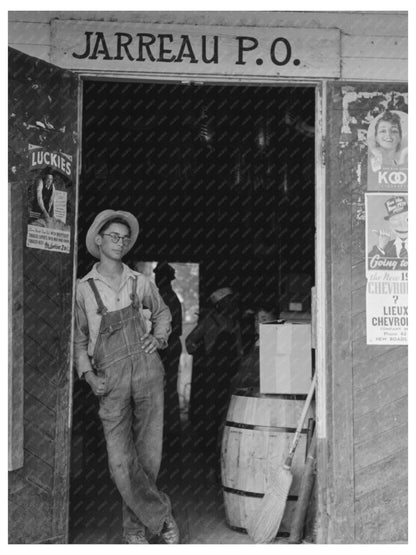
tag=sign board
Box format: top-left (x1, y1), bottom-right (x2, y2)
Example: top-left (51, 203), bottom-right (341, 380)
top-left (51, 21), bottom-right (341, 78)
top-left (365, 193), bottom-right (408, 345)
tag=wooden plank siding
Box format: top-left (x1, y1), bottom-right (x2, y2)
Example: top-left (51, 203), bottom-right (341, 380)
top-left (328, 82), bottom-right (408, 543)
top-left (8, 12), bottom-right (407, 82)
top-left (7, 11), bottom-right (408, 37)
top-left (9, 181), bottom-right (25, 470)
top-left (8, 48), bottom-right (78, 544)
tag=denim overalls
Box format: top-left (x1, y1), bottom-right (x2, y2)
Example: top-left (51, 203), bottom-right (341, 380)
top-left (88, 276), bottom-right (171, 537)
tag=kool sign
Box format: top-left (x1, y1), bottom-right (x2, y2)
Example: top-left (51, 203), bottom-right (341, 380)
top-left (51, 21), bottom-right (341, 78)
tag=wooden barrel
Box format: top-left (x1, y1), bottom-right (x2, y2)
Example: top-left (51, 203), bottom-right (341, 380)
top-left (221, 391), bottom-right (315, 535)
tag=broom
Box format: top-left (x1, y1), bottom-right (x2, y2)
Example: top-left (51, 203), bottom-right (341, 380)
top-left (247, 373), bottom-right (316, 544)
top-left (288, 430), bottom-right (317, 543)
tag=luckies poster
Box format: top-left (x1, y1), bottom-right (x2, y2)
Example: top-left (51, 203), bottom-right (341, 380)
top-left (26, 145), bottom-right (72, 254)
top-left (365, 193), bottom-right (408, 345)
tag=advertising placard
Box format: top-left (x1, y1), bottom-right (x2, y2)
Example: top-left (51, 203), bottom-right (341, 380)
top-left (26, 225), bottom-right (71, 254)
top-left (366, 193), bottom-right (408, 277)
top-left (26, 145), bottom-right (72, 254)
top-left (365, 193), bottom-right (408, 345)
top-left (367, 110), bottom-right (408, 191)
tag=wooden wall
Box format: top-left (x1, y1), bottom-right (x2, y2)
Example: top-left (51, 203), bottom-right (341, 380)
top-left (8, 11), bottom-right (407, 82)
top-left (326, 83), bottom-right (408, 543)
top-left (8, 48), bottom-right (78, 544)
top-left (7, 11), bottom-right (408, 545)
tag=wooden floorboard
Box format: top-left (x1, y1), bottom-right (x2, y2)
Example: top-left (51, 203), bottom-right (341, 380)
top-left (353, 349), bottom-right (407, 391)
top-left (353, 370), bottom-right (407, 419)
top-left (351, 285), bottom-right (365, 316)
top-left (9, 482), bottom-right (53, 544)
top-left (24, 282), bottom-right (61, 323)
top-left (351, 311), bottom-right (366, 342)
top-left (354, 477), bottom-right (407, 543)
top-left (24, 391), bottom-right (56, 436)
top-left (354, 448), bottom-right (407, 500)
top-left (352, 337), bottom-right (403, 365)
top-left (24, 420), bottom-right (55, 466)
top-left (351, 260), bottom-right (365, 291)
top-left (354, 423), bottom-right (407, 471)
top-left (24, 335), bottom-right (55, 367)
top-left (353, 395), bottom-right (407, 444)
top-left (25, 365), bottom-right (57, 411)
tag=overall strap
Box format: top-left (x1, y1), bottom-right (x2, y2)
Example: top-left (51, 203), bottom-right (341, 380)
top-left (130, 276), bottom-right (141, 308)
top-left (87, 278), bottom-right (108, 315)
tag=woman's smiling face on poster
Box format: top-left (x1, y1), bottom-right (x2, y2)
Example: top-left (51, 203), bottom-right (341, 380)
top-left (376, 120), bottom-right (401, 152)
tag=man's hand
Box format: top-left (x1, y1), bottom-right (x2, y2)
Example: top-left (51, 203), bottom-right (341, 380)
top-left (373, 229), bottom-right (391, 251)
top-left (140, 332), bottom-right (160, 354)
top-left (84, 371), bottom-right (106, 396)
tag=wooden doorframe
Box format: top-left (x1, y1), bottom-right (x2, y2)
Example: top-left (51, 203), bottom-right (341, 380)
top-left (62, 76), bottom-right (83, 543)
top-left (314, 80), bottom-right (330, 544)
top-left (71, 71), bottom-right (329, 542)
top-left (67, 78), bottom-right (83, 434)
top-left (323, 82), bottom-right (356, 544)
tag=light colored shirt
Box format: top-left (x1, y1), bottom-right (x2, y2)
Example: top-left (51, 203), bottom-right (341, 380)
top-left (74, 263), bottom-right (171, 378)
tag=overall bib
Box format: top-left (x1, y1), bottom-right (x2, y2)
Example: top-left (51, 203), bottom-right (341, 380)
top-left (88, 277), bottom-right (171, 537)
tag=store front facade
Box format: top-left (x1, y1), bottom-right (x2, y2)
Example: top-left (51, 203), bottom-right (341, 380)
top-left (8, 11), bottom-right (408, 544)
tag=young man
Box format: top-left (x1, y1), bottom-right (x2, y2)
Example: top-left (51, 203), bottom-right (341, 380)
top-left (74, 209), bottom-right (179, 544)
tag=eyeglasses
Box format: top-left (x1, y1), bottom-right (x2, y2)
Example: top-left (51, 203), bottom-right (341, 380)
top-left (102, 232), bottom-right (131, 246)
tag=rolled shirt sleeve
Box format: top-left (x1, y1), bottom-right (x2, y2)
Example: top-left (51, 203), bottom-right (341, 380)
top-left (142, 278), bottom-right (172, 349)
top-left (74, 281), bottom-right (94, 379)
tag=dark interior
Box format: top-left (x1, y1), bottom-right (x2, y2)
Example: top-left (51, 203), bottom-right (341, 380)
top-left (69, 79), bottom-right (315, 543)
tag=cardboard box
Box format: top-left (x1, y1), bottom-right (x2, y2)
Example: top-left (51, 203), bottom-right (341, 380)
top-left (259, 321), bottom-right (312, 394)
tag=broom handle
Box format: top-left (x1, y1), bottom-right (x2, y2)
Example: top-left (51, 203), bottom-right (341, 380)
top-left (288, 431), bottom-right (317, 543)
top-left (284, 373), bottom-right (316, 469)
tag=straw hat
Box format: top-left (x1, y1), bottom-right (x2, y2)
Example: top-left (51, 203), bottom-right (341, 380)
top-left (384, 196), bottom-right (408, 220)
top-left (210, 287), bottom-right (233, 304)
top-left (86, 209), bottom-right (139, 259)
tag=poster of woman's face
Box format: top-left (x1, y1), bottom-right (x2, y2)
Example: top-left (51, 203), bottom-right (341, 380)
top-left (367, 110), bottom-right (408, 191)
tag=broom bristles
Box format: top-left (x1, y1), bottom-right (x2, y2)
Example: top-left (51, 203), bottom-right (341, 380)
top-left (247, 467), bottom-right (293, 544)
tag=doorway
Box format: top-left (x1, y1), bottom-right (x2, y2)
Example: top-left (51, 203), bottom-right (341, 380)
top-left (69, 79), bottom-right (316, 543)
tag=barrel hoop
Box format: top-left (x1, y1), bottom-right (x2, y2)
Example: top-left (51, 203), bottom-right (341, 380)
top-left (233, 391), bottom-right (308, 400)
top-left (222, 486), bottom-right (263, 498)
top-left (222, 486), bottom-right (298, 502)
top-left (225, 420), bottom-right (308, 434)
top-left (258, 393), bottom-right (308, 400)
top-left (226, 523), bottom-right (290, 538)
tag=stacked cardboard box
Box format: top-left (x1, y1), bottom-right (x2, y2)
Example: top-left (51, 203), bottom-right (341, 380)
top-left (259, 321), bottom-right (312, 394)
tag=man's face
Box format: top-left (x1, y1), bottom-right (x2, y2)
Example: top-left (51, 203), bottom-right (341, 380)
top-left (388, 211), bottom-right (408, 240)
top-left (255, 309), bottom-right (276, 334)
top-left (98, 222), bottom-right (131, 260)
top-left (217, 295), bottom-right (238, 319)
top-left (45, 174), bottom-right (54, 187)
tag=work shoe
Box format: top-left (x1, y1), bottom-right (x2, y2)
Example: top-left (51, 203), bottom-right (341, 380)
top-left (160, 516), bottom-right (180, 544)
top-left (123, 531), bottom-right (149, 544)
